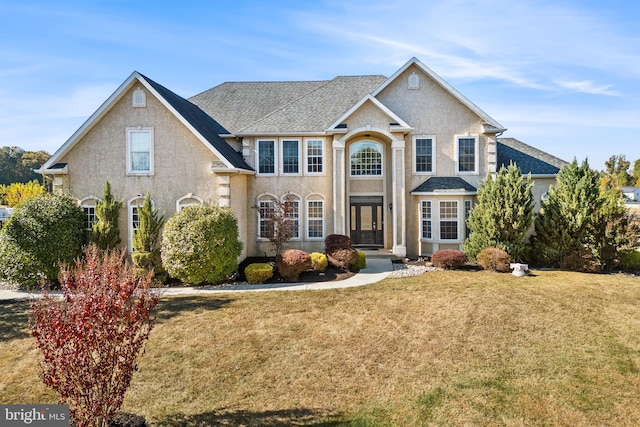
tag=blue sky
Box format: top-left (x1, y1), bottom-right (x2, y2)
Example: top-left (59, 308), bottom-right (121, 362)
top-left (1, 0), bottom-right (638, 170)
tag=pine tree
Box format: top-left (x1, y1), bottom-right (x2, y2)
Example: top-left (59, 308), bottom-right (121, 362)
top-left (131, 192), bottom-right (164, 276)
top-left (532, 159), bottom-right (602, 267)
top-left (463, 163), bottom-right (533, 261)
top-left (91, 181), bottom-right (123, 250)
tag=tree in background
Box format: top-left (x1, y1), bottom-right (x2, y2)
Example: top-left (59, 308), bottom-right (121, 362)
top-left (0, 146), bottom-right (50, 185)
top-left (91, 181), bottom-right (123, 250)
top-left (132, 192), bottom-right (164, 278)
top-left (593, 188), bottom-right (638, 270)
top-left (600, 154), bottom-right (636, 190)
top-left (0, 194), bottom-right (84, 287)
top-left (633, 159), bottom-right (640, 184)
top-left (30, 245), bottom-right (158, 427)
top-left (463, 163), bottom-right (534, 261)
top-left (0, 180), bottom-right (46, 207)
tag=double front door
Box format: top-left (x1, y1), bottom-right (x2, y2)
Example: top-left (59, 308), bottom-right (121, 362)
top-left (350, 196), bottom-right (383, 246)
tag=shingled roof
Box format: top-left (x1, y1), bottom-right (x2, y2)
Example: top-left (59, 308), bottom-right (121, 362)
top-left (139, 74), bottom-right (252, 171)
top-left (411, 177), bottom-right (478, 194)
top-left (190, 75), bottom-right (387, 134)
top-left (497, 137), bottom-right (567, 175)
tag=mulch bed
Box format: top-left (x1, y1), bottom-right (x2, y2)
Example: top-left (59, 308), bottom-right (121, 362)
top-left (238, 257), bottom-right (355, 283)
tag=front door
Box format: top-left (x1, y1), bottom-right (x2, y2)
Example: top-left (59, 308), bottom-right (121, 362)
top-left (350, 196), bottom-right (383, 246)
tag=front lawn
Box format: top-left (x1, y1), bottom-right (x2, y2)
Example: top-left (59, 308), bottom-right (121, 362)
top-left (1, 270), bottom-right (639, 426)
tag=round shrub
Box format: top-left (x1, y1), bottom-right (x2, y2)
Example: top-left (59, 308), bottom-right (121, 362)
top-left (621, 250), bottom-right (640, 271)
top-left (276, 249), bottom-right (312, 281)
top-left (310, 252), bottom-right (328, 271)
top-left (431, 249), bottom-right (468, 270)
top-left (351, 250), bottom-right (367, 270)
top-left (244, 263), bottom-right (274, 284)
top-left (324, 234), bottom-right (352, 252)
top-left (0, 194), bottom-right (84, 287)
top-left (327, 247), bottom-right (358, 271)
top-left (476, 247), bottom-right (511, 272)
top-left (161, 205), bottom-right (243, 284)
top-left (560, 248), bottom-right (601, 273)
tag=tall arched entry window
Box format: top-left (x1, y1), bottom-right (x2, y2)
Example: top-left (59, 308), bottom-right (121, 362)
top-left (350, 141), bottom-right (382, 176)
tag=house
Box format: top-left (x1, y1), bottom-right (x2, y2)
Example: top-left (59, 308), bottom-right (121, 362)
top-left (39, 57), bottom-right (566, 259)
top-left (0, 207), bottom-right (13, 230)
top-left (622, 186), bottom-right (640, 203)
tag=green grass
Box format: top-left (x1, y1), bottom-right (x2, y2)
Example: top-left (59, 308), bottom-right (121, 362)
top-left (1, 270), bottom-right (640, 426)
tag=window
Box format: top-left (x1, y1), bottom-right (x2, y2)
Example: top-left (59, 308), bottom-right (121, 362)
top-left (457, 136), bottom-right (477, 173)
top-left (83, 206), bottom-right (96, 231)
top-left (258, 199), bottom-right (275, 239)
top-left (284, 197), bottom-right (300, 239)
top-left (307, 199), bottom-right (324, 239)
top-left (464, 200), bottom-right (472, 238)
top-left (305, 139), bottom-right (324, 174)
top-left (176, 194), bottom-right (203, 212)
top-left (421, 201), bottom-right (432, 240)
top-left (414, 136), bottom-right (434, 173)
top-left (127, 128), bottom-right (153, 174)
top-left (128, 197), bottom-right (145, 251)
top-left (350, 141), bottom-right (382, 176)
top-left (132, 88), bottom-right (146, 107)
top-left (281, 139), bottom-right (300, 174)
top-left (257, 140), bottom-right (276, 174)
top-left (439, 201), bottom-right (459, 240)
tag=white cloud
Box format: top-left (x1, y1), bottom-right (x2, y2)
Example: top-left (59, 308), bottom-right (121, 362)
top-left (555, 80), bottom-right (619, 96)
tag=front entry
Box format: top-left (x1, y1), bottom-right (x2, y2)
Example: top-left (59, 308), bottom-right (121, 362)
top-left (350, 196), bottom-right (383, 246)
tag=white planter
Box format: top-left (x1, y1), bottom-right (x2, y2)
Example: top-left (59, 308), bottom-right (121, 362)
top-left (510, 263), bottom-right (529, 277)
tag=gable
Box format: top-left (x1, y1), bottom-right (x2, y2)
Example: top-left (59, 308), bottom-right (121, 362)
top-left (327, 95), bottom-right (412, 132)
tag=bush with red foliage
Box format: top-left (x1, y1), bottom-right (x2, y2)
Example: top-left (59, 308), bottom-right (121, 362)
top-left (276, 249), bottom-right (312, 281)
top-left (327, 247), bottom-right (359, 271)
top-left (560, 248), bottom-right (602, 273)
top-left (324, 234), bottom-right (352, 252)
top-left (431, 249), bottom-right (468, 269)
top-left (476, 247), bottom-right (511, 272)
top-left (30, 245), bottom-right (159, 427)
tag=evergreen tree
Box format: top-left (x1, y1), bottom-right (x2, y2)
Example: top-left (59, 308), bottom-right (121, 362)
top-left (91, 181), bottom-right (123, 250)
top-left (593, 187), bottom-right (638, 269)
top-left (132, 192), bottom-right (164, 276)
top-left (532, 159), bottom-right (602, 267)
top-left (463, 163), bottom-right (533, 261)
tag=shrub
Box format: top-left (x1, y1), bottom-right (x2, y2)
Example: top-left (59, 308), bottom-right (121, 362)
top-left (327, 247), bottom-right (358, 270)
top-left (161, 205), bottom-right (243, 285)
top-left (325, 234), bottom-right (352, 252)
top-left (276, 249), bottom-right (312, 281)
top-left (431, 249), bottom-right (468, 269)
top-left (30, 246), bottom-right (158, 427)
top-left (352, 250), bottom-right (367, 270)
top-left (476, 247), bottom-right (511, 272)
top-left (91, 181), bottom-right (123, 250)
top-left (310, 252), bottom-right (328, 271)
top-left (245, 263), bottom-right (274, 284)
top-left (0, 194), bottom-right (84, 287)
top-left (132, 193), bottom-right (165, 280)
top-left (620, 250), bottom-right (640, 271)
top-left (560, 248), bottom-right (602, 273)
top-left (2, 180), bottom-right (45, 207)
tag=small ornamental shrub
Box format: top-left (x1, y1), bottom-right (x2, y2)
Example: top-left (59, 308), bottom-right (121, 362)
top-left (620, 250), bottom-right (640, 271)
top-left (0, 194), bottom-right (84, 287)
top-left (245, 263), bottom-right (274, 284)
top-left (327, 247), bottom-right (358, 271)
top-left (431, 249), bottom-right (468, 269)
top-left (91, 181), bottom-right (123, 250)
top-left (161, 205), bottom-right (243, 285)
top-left (131, 193), bottom-right (165, 281)
top-left (560, 248), bottom-right (602, 273)
top-left (477, 247), bottom-right (511, 272)
top-left (30, 245), bottom-right (158, 427)
top-left (310, 252), bottom-right (328, 271)
top-left (325, 234), bottom-right (352, 252)
top-left (276, 249), bottom-right (312, 281)
top-left (352, 250), bottom-right (367, 270)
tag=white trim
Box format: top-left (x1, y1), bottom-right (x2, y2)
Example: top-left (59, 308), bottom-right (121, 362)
top-left (305, 194), bottom-right (325, 240)
top-left (455, 134), bottom-right (479, 175)
top-left (326, 94), bottom-right (412, 132)
top-left (419, 199), bottom-right (433, 241)
top-left (412, 135), bottom-right (436, 174)
top-left (438, 199), bottom-right (461, 242)
top-left (78, 195), bottom-right (102, 205)
top-left (126, 127), bottom-right (154, 175)
top-left (349, 140), bottom-right (383, 178)
top-left (280, 138), bottom-right (301, 176)
top-left (176, 194), bottom-right (204, 212)
top-left (132, 87), bottom-right (146, 107)
top-left (371, 57), bottom-right (506, 132)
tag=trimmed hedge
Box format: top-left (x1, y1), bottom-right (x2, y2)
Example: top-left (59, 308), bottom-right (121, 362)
top-left (310, 252), bottom-right (328, 271)
top-left (352, 250), bottom-right (367, 270)
top-left (431, 249), bottom-right (468, 269)
top-left (244, 263), bottom-right (274, 284)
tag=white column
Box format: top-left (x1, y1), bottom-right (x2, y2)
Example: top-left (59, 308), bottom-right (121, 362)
top-left (332, 138), bottom-right (346, 235)
top-left (391, 138), bottom-right (407, 257)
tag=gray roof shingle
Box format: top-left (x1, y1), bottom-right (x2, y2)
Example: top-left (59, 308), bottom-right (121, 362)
top-left (411, 177), bottom-right (477, 194)
top-left (497, 137), bottom-right (566, 175)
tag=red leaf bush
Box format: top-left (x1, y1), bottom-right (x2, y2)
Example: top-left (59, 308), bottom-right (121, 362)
top-left (30, 245), bottom-right (159, 427)
top-left (431, 249), bottom-right (468, 269)
top-left (276, 249), bottom-right (312, 281)
top-left (324, 234), bottom-right (352, 252)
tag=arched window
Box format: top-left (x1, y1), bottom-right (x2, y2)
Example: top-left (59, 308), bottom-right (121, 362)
top-left (350, 141), bottom-right (382, 176)
top-left (176, 194), bottom-right (204, 212)
top-left (306, 194), bottom-right (325, 240)
top-left (132, 87), bottom-right (146, 107)
top-left (79, 196), bottom-right (101, 231)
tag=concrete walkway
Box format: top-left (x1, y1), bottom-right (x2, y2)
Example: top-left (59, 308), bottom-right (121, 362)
top-left (0, 258), bottom-right (393, 300)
